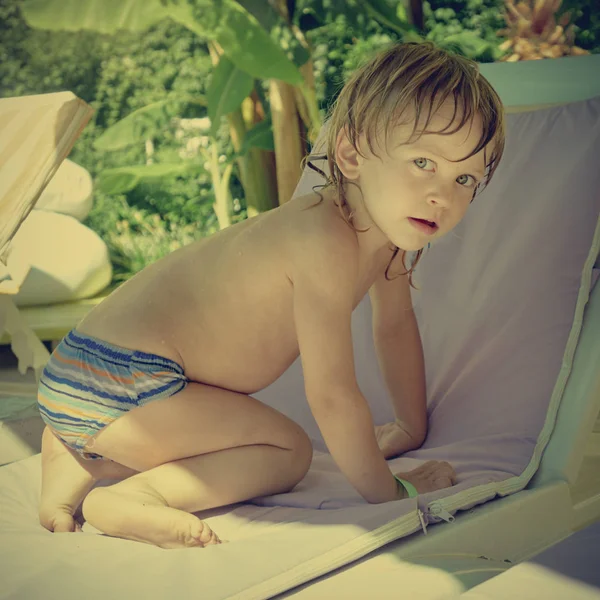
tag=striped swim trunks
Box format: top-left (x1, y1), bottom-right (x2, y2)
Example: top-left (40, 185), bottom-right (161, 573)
top-left (38, 329), bottom-right (189, 460)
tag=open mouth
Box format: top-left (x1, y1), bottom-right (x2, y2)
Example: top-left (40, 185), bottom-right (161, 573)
top-left (409, 217), bottom-right (438, 234)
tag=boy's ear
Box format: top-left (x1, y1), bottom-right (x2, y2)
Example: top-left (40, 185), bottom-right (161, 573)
top-left (335, 127), bottom-right (362, 180)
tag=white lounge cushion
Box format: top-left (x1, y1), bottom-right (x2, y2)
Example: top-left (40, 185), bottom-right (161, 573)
top-left (6, 210), bottom-right (111, 307)
top-left (34, 158), bottom-right (93, 222)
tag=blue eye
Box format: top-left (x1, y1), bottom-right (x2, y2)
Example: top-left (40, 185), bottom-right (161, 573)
top-left (414, 158), bottom-right (478, 188)
top-left (457, 174), bottom-right (477, 187)
top-left (414, 158), bottom-right (432, 169)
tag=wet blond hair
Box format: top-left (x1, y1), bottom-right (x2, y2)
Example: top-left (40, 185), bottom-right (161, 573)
top-left (304, 41), bottom-right (505, 289)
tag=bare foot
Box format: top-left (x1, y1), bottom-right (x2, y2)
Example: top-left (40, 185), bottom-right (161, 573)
top-left (395, 460), bottom-right (458, 495)
top-left (82, 479), bottom-right (221, 549)
top-left (39, 426), bottom-right (137, 533)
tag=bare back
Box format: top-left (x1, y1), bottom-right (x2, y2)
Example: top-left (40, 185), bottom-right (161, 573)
top-left (77, 192), bottom-right (384, 395)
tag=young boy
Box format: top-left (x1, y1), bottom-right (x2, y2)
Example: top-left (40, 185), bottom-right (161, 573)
top-left (38, 41), bottom-right (504, 549)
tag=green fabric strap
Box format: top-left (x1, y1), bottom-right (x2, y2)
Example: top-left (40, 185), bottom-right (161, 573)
top-left (394, 475), bottom-right (418, 499)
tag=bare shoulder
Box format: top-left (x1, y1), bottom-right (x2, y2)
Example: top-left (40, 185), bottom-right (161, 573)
top-left (281, 192), bottom-right (360, 285)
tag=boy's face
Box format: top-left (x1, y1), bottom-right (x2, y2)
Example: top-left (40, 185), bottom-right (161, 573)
top-left (339, 100), bottom-right (488, 252)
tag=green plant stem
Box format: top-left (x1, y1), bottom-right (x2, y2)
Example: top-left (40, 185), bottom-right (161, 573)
top-left (206, 143), bottom-right (232, 230)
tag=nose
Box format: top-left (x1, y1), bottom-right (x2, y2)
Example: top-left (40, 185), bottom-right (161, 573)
top-left (425, 180), bottom-right (454, 208)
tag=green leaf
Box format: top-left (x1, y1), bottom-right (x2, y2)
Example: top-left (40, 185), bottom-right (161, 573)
top-left (168, 1), bottom-right (303, 84)
top-left (207, 56), bottom-right (254, 137)
top-left (23, 0), bottom-right (304, 85)
top-left (97, 170), bottom-right (140, 195)
top-left (441, 32), bottom-right (493, 60)
top-left (97, 164), bottom-right (190, 195)
top-left (94, 101), bottom-right (174, 151)
top-left (357, 0), bottom-right (414, 35)
top-left (235, 0), bottom-right (280, 31)
top-left (216, 2), bottom-right (303, 84)
top-left (396, 2), bottom-right (408, 23)
top-left (21, 0), bottom-right (169, 33)
top-left (177, 97), bottom-right (209, 119)
top-left (291, 42), bottom-right (311, 67)
top-left (94, 98), bottom-right (207, 150)
top-left (239, 119), bottom-right (275, 155)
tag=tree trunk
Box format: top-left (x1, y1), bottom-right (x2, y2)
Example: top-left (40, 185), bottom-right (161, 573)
top-left (410, 0), bottom-right (424, 31)
top-left (269, 79), bottom-right (304, 205)
top-left (400, 0), bottom-right (424, 30)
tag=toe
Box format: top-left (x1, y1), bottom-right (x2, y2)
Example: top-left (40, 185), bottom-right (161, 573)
top-left (190, 519), bottom-right (217, 547)
top-left (207, 531), bottom-right (221, 546)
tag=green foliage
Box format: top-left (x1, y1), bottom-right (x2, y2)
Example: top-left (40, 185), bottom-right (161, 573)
top-left (0, 0), bottom-right (105, 101)
top-left (0, 1), bottom-right (227, 286)
top-left (302, 0), bottom-right (508, 117)
top-left (238, 119), bottom-right (275, 155)
top-left (339, 33), bottom-right (397, 77)
top-left (21, 0), bottom-right (305, 85)
top-left (185, 0), bottom-right (304, 84)
top-left (425, 0), bottom-right (600, 58)
top-left (559, 0), bottom-right (600, 53)
top-left (84, 195), bottom-right (209, 283)
top-left (207, 56), bottom-right (254, 137)
top-left (20, 0), bottom-right (169, 33)
top-left (4, 0), bottom-right (599, 287)
top-left (88, 21), bottom-right (212, 131)
top-left (19, 0), bottom-right (299, 219)
top-left (84, 181), bottom-right (247, 283)
top-left (423, 0), bottom-right (507, 62)
top-left (96, 163), bottom-right (193, 195)
top-left (357, 0), bottom-right (415, 35)
top-left (93, 101), bottom-right (180, 151)
top-left (300, 0), bottom-right (402, 111)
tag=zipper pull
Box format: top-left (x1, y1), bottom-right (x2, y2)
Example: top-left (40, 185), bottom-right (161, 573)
top-left (417, 508), bottom-right (428, 535)
top-left (428, 502), bottom-right (455, 523)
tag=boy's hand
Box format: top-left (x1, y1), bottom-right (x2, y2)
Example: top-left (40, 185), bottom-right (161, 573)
top-left (395, 460), bottom-right (457, 495)
top-left (375, 420), bottom-right (424, 459)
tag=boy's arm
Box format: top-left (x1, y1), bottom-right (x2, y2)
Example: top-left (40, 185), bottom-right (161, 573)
top-left (368, 264), bottom-right (428, 448)
top-left (290, 228), bottom-right (403, 504)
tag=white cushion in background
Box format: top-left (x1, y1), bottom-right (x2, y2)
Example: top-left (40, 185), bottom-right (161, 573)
top-left (6, 210), bottom-right (112, 307)
top-left (33, 158), bottom-right (93, 222)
